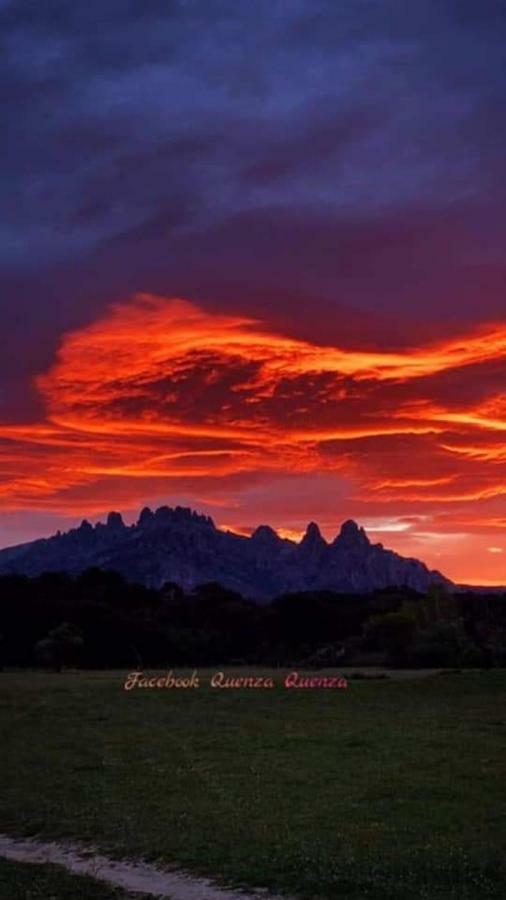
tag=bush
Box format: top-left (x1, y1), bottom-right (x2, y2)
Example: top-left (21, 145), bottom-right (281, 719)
top-left (35, 622), bottom-right (84, 672)
top-left (411, 621), bottom-right (485, 668)
top-left (363, 610), bottom-right (417, 666)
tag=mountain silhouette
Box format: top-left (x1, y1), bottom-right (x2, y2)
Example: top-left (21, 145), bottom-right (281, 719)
top-left (0, 505), bottom-right (451, 600)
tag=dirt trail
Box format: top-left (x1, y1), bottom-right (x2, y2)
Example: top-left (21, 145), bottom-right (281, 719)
top-left (0, 834), bottom-right (287, 900)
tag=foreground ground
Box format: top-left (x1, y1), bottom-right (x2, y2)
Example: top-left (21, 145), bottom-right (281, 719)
top-left (1, 669), bottom-right (506, 899)
top-left (0, 857), bottom-right (150, 899)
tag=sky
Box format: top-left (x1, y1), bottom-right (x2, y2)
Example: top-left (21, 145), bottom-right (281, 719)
top-left (1, 0), bottom-right (506, 584)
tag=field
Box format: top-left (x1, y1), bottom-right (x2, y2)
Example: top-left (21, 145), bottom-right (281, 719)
top-left (0, 857), bottom-right (145, 900)
top-left (1, 669), bottom-right (506, 899)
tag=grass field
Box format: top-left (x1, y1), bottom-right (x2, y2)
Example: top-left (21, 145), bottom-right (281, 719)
top-left (0, 857), bottom-right (149, 900)
top-left (1, 669), bottom-right (506, 899)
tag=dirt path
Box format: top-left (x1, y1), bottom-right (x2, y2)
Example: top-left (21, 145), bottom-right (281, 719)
top-left (0, 834), bottom-right (287, 900)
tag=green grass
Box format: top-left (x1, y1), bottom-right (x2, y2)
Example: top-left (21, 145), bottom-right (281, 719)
top-left (0, 856), bottom-right (150, 899)
top-left (1, 669), bottom-right (506, 899)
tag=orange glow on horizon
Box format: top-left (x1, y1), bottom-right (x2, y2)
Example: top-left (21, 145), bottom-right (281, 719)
top-left (0, 294), bottom-right (505, 584)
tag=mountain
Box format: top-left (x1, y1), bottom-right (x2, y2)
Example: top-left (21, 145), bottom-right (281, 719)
top-left (0, 505), bottom-right (451, 600)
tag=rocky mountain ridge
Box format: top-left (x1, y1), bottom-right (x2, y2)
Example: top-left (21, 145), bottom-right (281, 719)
top-left (0, 505), bottom-right (451, 600)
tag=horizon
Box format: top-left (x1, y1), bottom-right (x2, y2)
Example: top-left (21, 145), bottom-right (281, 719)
top-left (1, 2), bottom-right (505, 586)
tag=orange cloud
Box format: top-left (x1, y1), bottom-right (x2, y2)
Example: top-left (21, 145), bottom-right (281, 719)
top-left (0, 294), bottom-right (505, 583)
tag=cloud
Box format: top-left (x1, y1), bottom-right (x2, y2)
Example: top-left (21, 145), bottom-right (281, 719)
top-left (2, 0), bottom-right (506, 424)
top-left (2, 0), bottom-right (506, 269)
top-left (0, 294), bottom-right (504, 544)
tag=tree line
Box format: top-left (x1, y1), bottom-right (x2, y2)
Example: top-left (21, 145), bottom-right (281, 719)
top-left (0, 568), bottom-right (505, 670)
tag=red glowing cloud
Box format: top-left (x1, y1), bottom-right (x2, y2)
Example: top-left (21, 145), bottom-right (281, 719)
top-left (1, 294), bottom-right (505, 584)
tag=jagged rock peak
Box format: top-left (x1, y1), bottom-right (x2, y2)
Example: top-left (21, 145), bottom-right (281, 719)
top-left (300, 521), bottom-right (327, 547)
top-left (252, 524), bottom-right (280, 543)
top-left (138, 506), bottom-right (155, 527)
top-left (107, 511), bottom-right (125, 529)
top-left (340, 519), bottom-right (361, 535)
top-left (153, 505), bottom-right (172, 523)
top-left (78, 519), bottom-right (93, 532)
top-left (334, 519), bottom-right (369, 547)
top-left (149, 505), bottom-right (215, 528)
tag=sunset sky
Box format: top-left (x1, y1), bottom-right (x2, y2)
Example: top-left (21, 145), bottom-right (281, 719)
top-left (1, 0), bottom-right (506, 584)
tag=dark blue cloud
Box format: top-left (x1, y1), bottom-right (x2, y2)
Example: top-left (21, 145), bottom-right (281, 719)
top-left (1, 0), bottom-right (506, 417)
